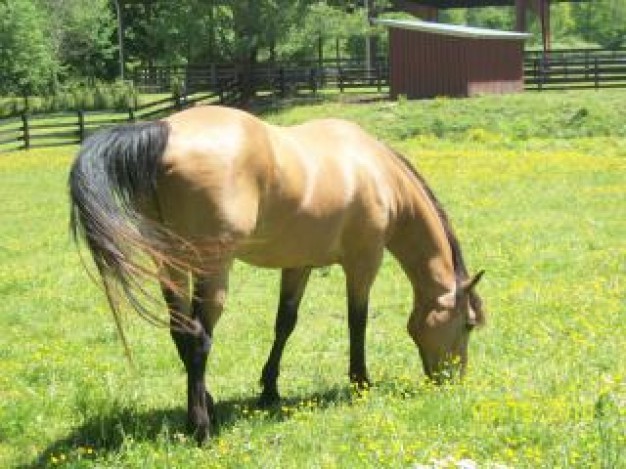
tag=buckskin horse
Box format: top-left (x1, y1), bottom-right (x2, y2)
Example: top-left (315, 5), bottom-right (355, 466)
top-left (69, 105), bottom-right (484, 444)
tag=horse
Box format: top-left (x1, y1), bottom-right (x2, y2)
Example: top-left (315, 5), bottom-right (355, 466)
top-left (69, 105), bottom-right (485, 444)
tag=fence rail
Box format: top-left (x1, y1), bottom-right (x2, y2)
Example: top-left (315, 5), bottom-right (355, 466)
top-left (132, 59), bottom-right (390, 97)
top-left (524, 47), bottom-right (626, 90)
top-left (0, 90), bottom-right (223, 153)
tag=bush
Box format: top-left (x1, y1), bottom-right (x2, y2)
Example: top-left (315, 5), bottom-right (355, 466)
top-left (0, 82), bottom-right (139, 118)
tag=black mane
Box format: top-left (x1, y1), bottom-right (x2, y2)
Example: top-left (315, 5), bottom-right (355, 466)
top-left (390, 149), bottom-right (484, 323)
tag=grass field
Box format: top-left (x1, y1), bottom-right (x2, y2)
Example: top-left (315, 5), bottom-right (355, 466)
top-left (0, 90), bottom-right (624, 468)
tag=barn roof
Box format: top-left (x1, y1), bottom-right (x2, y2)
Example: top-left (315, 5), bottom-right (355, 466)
top-left (373, 18), bottom-right (532, 40)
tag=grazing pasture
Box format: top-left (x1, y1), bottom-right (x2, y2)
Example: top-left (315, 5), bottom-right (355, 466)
top-left (0, 90), bottom-right (624, 468)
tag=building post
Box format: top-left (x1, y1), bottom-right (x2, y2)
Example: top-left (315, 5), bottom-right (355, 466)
top-left (540, 0), bottom-right (551, 53)
top-left (515, 0), bottom-right (528, 32)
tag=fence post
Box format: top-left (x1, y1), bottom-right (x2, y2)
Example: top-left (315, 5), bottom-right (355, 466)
top-left (174, 90), bottom-right (182, 110)
top-left (77, 110), bottom-right (85, 143)
top-left (128, 107), bottom-right (135, 123)
top-left (309, 68), bottom-right (317, 95)
top-left (339, 67), bottom-right (344, 93)
top-left (376, 61), bottom-right (382, 92)
top-left (279, 68), bottom-right (286, 98)
top-left (211, 64), bottom-right (217, 89)
top-left (21, 114), bottom-right (30, 150)
top-left (594, 57), bottom-right (599, 89)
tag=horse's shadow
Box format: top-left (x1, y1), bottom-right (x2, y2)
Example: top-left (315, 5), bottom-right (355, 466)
top-left (23, 386), bottom-right (353, 468)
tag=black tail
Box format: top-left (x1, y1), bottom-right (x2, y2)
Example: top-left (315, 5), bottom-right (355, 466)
top-left (69, 121), bottom-right (180, 338)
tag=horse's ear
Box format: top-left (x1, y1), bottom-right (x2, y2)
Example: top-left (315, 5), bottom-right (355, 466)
top-left (438, 270), bottom-right (484, 308)
top-left (461, 270), bottom-right (485, 293)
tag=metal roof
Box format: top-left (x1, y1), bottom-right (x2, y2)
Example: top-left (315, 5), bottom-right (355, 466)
top-left (373, 18), bottom-right (532, 40)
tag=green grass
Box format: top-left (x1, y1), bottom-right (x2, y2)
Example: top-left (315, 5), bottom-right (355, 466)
top-left (1, 90), bottom-right (624, 468)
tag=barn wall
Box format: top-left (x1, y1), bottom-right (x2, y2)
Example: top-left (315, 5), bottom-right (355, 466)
top-left (389, 29), bottom-right (525, 99)
top-left (390, 29), bottom-right (468, 98)
top-left (466, 39), bottom-right (525, 95)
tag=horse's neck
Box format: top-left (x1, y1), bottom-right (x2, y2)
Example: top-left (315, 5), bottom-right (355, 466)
top-left (387, 186), bottom-right (457, 307)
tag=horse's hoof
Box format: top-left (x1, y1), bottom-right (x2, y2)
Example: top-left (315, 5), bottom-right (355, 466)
top-left (350, 376), bottom-right (372, 396)
top-left (350, 374), bottom-right (371, 390)
top-left (194, 424), bottom-right (209, 446)
top-left (258, 389), bottom-right (281, 408)
top-left (188, 409), bottom-right (210, 445)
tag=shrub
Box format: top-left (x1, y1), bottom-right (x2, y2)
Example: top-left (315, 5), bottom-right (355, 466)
top-left (0, 82), bottom-right (139, 118)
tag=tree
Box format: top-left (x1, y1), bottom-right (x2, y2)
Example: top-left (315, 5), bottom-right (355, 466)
top-left (119, 0), bottom-right (233, 67)
top-left (39, 0), bottom-right (117, 82)
top-left (0, 0), bottom-right (59, 94)
top-left (573, 0), bottom-right (626, 48)
top-left (466, 6), bottom-right (514, 30)
top-left (279, 2), bottom-right (372, 63)
top-left (220, 0), bottom-right (313, 99)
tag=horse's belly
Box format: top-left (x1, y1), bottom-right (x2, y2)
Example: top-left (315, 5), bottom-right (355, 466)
top-left (235, 249), bottom-right (338, 269)
top-left (233, 217), bottom-right (344, 268)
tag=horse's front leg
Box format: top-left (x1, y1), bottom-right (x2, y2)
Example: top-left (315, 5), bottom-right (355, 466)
top-left (343, 249), bottom-right (383, 389)
top-left (259, 267), bottom-right (311, 406)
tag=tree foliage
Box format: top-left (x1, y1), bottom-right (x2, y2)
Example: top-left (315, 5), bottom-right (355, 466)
top-left (0, 0), bottom-right (58, 94)
top-left (440, 2), bottom-right (626, 48)
top-left (0, 0), bottom-right (624, 95)
top-left (572, 0), bottom-right (626, 48)
top-left (40, 0), bottom-right (117, 80)
top-left (278, 2), bottom-right (370, 61)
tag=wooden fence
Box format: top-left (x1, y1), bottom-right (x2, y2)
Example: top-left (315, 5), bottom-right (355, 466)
top-left (524, 47), bottom-right (626, 90)
top-left (1, 63), bottom-right (383, 152)
top-left (0, 89), bottom-right (236, 153)
top-left (134, 50), bottom-right (626, 97)
top-left (133, 59), bottom-right (390, 96)
top-left (3, 48), bottom-right (625, 153)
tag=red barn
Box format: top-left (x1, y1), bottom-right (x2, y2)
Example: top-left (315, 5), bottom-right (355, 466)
top-left (375, 19), bottom-right (530, 99)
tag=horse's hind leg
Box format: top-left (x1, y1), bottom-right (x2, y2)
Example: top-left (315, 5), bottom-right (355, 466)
top-left (160, 269), bottom-right (208, 435)
top-left (259, 267), bottom-right (311, 406)
top-left (160, 269), bottom-right (190, 365)
top-left (162, 265), bottom-right (229, 444)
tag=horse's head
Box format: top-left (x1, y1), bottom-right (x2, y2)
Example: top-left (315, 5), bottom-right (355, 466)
top-left (407, 270), bottom-right (485, 383)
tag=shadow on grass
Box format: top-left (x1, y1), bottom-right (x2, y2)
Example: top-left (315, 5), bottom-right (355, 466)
top-left (22, 386), bottom-right (353, 468)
